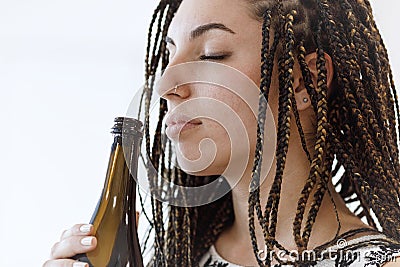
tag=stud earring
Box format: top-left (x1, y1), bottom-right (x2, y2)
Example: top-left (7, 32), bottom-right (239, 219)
top-left (303, 97), bottom-right (309, 103)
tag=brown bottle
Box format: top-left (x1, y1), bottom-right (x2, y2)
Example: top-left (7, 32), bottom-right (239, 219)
top-left (74, 117), bottom-right (144, 267)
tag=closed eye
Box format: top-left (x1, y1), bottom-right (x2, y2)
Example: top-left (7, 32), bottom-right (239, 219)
top-left (199, 54), bottom-right (230, 61)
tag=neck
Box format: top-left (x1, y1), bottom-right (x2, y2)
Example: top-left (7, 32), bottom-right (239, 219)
top-left (215, 132), bottom-right (367, 264)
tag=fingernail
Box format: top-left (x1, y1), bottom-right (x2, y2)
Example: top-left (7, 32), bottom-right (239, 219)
top-left (73, 262), bottom-right (88, 267)
top-left (81, 236), bottom-right (94, 246)
top-left (79, 224), bottom-right (92, 233)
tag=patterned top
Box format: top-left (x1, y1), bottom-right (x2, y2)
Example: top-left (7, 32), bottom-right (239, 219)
top-left (199, 228), bottom-right (400, 267)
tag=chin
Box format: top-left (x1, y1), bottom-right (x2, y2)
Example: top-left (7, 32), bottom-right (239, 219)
top-left (176, 156), bottom-right (226, 177)
top-left (181, 168), bottom-right (221, 177)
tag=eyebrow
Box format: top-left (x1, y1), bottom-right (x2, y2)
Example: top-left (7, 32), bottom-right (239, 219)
top-left (165, 23), bottom-right (236, 45)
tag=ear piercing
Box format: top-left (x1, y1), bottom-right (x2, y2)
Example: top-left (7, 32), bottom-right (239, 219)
top-left (303, 97), bottom-right (309, 103)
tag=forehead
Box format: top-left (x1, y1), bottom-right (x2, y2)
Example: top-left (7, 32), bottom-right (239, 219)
top-left (168, 0), bottom-right (257, 38)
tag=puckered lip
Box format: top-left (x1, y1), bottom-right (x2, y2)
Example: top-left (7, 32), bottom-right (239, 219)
top-left (165, 113), bottom-right (203, 127)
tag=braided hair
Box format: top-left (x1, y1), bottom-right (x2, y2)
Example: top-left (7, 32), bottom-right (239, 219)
top-left (139, 0), bottom-right (400, 266)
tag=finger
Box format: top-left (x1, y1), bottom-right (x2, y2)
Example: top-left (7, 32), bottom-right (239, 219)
top-left (43, 259), bottom-right (88, 267)
top-left (60, 224), bottom-right (93, 240)
top-left (50, 236), bottom-right (97, 259)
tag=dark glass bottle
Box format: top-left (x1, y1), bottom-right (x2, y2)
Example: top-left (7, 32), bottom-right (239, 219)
top-left (74, 117), bottom-right (144, 267)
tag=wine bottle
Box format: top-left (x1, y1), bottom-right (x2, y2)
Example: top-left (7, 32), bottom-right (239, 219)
top-left (74, 117), bottom-right (144, 267)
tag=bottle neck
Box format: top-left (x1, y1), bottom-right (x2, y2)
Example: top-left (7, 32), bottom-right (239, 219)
top-left (112, 117), bottom-right (143, 138)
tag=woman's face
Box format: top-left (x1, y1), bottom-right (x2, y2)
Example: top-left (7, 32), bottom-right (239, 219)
top-left (161, 0), bottom-right (275, 176)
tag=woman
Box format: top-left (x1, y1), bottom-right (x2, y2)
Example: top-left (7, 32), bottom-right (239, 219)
top-left (44, 0), bottom-right (400, 266)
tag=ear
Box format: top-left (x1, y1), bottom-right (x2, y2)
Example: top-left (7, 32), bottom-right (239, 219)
top-left (293, 52), bottom-right (334, 111)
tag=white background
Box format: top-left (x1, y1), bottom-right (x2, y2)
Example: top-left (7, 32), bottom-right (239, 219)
top-left (0, 1), bottom-right (398, 266)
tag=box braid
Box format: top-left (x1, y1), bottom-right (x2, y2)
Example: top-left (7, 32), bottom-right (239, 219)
top-left (249, 9), bottom-right (278, 266)
top-left (140, 0), bottom-right (400, 266)
top-left (251, 0), bottom-right (400, 262)
top-left (347, 0), bottom-right (400, 196)
top-left (263, 8), bottom-right (297, 256)
top-left (141, 1), bottom-right (235, 266)
top-left (320, 0), bottom-right (400, 239)
top-left (291, 21), bottom-right (330, 253)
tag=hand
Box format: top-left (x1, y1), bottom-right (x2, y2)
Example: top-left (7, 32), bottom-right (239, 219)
top-left (43, 212), bottom-right (140, 267)
top-left (42, 224), bottom-right (97, 267)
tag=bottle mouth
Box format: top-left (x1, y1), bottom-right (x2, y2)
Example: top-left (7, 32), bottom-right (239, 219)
top-left (112, 117), bottom-right (143, 136)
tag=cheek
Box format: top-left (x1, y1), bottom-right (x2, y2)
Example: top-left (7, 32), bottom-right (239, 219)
top-left (204, 89), bottom-right (258, 141)
top-left (174, 88), bottom-right (258, 175)
top-left (204, 89), bottom-right (258, 161)
top-left (230, 95), bottom-right (258, 153)
top-left (175, 121), bottom-right (230, 175)
top-left (230, 45), bottom-right (263, 87)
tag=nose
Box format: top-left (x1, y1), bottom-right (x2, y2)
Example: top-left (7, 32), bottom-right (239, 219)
top-left (156, 46), bottom-right (198, 102)
top-left (162, 83), bottom-right (191, 102)
top-left (157, 58), bottom-right (192, 101)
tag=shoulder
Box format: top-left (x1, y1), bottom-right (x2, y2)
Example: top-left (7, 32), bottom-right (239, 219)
top-left (318, 231), bottom-right (400, 267)
top-left (198, 231), bottom-right (400, 267)
top-left (382, 257), bottom-right (400, 267)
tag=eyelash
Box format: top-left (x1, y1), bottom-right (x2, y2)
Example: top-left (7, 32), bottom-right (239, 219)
top-left (199, 54), bottom-right (228, 61)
